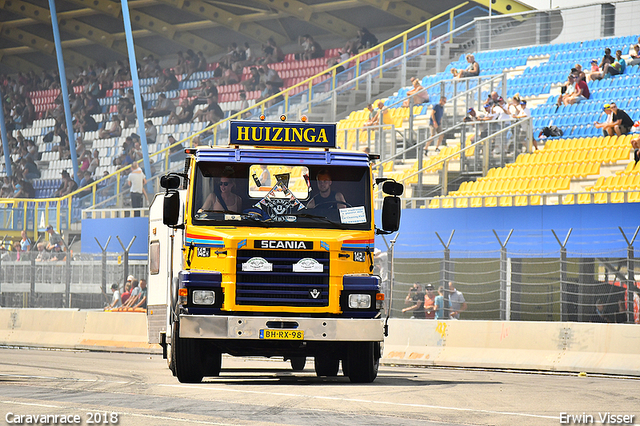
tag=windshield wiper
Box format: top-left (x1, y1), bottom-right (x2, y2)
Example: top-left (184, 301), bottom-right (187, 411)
top-left (291, 213), bottom-right (349, 229)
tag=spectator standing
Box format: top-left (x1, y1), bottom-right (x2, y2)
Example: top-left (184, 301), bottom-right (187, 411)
top-left (434, 286), bottom-right (451, 320)
top-left (121, 281), bottom-right (132, 305)
top-left (425, 96), bottom-right (447, 154)
top-left (356, 27), bottom-right (378, 50)
top-left (133, 279), bottom-right (148, 309)
top-left (127, 161), bottom-right (146, 217)
top-left (19, 230), bottom-right (31, 252)
top-left (423, 284), bottom-right (436, 319)
top-left (124, 277), bottom-right (139, 307)
top-left (448, 282), bottom-right (467, 319)
top-left (402, 283), bottom-right (426, 318)
top-left (45, 225), bottom-right (64, 251)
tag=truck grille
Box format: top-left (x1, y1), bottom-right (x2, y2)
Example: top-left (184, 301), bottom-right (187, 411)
top-left (236, 250), bottom-right (330, 307)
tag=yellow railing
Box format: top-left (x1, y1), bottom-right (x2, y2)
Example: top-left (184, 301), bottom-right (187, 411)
top-left (0, 2), bottom-right (474, 230)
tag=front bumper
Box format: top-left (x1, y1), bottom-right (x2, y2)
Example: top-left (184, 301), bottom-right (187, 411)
top-left (179, 315), bottom-right (384, 341)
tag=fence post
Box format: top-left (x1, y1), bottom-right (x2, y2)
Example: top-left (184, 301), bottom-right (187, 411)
top-left (95, 236), bottom-right (111, 297)
top-left (435, 39), bottom-right (442, 74)
top-left (117, 235), bottom-right (136, 285)
top-left (619, 226), bottom-right (639, 323)
top-left (435, 230), bottom-right (455, 319)
top-left (493, 229), bottom-right (513, 321)
top-left (552, 229), bottom-right (572, 322)
top-left (64, 236), bottom-right (75, 308)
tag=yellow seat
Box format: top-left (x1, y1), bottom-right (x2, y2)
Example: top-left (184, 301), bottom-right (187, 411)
top-left (594, 192), bottom-right (608, 204)
top-left (485, 196), bottom-right (497, 207)
top-left (499, 196), bottom-right (513, 206)
top-left (455, 197), bottom-right (469, 208)
top-left (442, 198), bottom-right (454, 208)
top-left (470, 197), bottom-right (483, 208)
top-left (563, 194), bottom-right (575, 204)
top-left (515, 195), bottom-right (528, 206)
top-left (629, 191), bottom-right (640, 203)
top-left (578, 193), bottom-right (592, 204)
top-left (529, 195), bottom-right (541, 205)
top-left (428, 198), bottom-right (441, 209)
top-left (611, 192), bottom-right (625, 203)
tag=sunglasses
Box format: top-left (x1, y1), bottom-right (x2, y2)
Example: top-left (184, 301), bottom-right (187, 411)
top-left (219, 182), bottom-right (230, 187)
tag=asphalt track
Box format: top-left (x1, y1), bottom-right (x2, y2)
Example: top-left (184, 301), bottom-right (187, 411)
top-left (0, 347), bottom-right (638, 426)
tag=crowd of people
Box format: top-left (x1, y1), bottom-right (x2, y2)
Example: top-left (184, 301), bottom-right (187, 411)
top-left (104, 274), bottom-right (148, 311)
top-left (402, 281), bottom-right (467, 320)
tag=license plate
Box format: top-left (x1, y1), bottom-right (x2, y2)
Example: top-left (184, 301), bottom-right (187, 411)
top-left (197, 247), bottom-right (210, 257)
top-left (259, 329), bottom-right (304, 340)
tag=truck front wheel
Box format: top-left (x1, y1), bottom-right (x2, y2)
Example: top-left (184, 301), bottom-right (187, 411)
top-left (172, 322), bottom-right (204, 383)
top-left (290, 356), bottom-right (306, 371)
top-left (346, 341), bottom-right (380, 383)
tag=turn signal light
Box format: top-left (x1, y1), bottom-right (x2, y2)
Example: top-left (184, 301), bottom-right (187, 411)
top-left (376, 293), bottom-right (385, 301)
top-left (178, 288), bottom-right (188, 297)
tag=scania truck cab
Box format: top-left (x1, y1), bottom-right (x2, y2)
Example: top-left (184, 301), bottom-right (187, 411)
top-left (148, 119), bottom-right (402, 383)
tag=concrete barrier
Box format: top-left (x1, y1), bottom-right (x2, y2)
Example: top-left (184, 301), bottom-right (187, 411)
top-left (0, 308), bottom-right (158, 353)
top-left (382, 319), bottom-right (640, 376)
top-left (1, 309), bottom-right (639, 376)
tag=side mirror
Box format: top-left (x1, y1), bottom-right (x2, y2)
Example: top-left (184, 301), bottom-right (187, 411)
top-left (160, 174), bottom-right (181, 190)
top-left (381, 196), bottom-right (401, 232)
top-left (163, 191), bottom-right (180, 226)
top-left (382, 180), bottom-right (404, 196)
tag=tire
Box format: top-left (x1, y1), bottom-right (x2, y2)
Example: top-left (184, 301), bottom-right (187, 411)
top-left (346, 341), bottom-right (380, 383)
top-left (314, 355), bottom-right (340, 377)
top-left (290, 356), bottom-right (306, 371)
top-left (202, 345), bottom-right (222, 377)
top-left (172, 321), bottom-right (204, 383)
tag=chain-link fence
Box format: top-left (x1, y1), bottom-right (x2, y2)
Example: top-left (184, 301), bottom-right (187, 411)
top-left (378, 227), bottom-right (640, 324)
top-left (0, 250), bottom-right (147, 309)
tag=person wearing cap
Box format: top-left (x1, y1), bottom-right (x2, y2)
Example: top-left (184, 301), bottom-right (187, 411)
top-left (587, 59), bottom-right (602, 82)
top-left (105, 283), bottom-right (122, 310)
top-left (594, 103), bottom-right (615, 136)
top-left (45, 225), bottom-right (64, 252)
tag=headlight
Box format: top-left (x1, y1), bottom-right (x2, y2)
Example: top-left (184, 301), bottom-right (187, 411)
top-left (348, 294), bottom-right (371, 309)
top-left (192, 290), bottom-right (215, 305)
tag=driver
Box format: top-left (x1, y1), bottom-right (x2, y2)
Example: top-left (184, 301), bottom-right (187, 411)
top-left (200, 167), bottom-right (243, 213)
top-left (307, 169), bottom-right (346, 210)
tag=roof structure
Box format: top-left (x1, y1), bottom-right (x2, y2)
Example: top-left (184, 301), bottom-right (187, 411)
top-left (0, 0), bottom-right (533, 75)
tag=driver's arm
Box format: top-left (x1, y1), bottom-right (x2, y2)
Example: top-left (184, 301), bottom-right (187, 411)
top-left (199, 193), bottom-right (216, 212)
top-left (335, 192), bottom-right (346, 209)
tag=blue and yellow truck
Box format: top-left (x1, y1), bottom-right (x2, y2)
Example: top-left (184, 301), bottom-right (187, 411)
top-left (148, 118), bottom-right (402, 383)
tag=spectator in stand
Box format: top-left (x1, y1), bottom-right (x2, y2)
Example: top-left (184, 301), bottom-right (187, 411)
top-left (191, 94), bottom-right (224, 124)
top-left (166, 97), bottom-right (195, 124)
top-left (299, 34), bottom-right (324, 60)
top-left (133, 279), bottom-right (147, 309)
top-left (608, 102), bottom-right (634, 136)
top-left (54, 170), bottom-right (78, 197)
top-left (19, 230), bottom-right (31, 253)
top-left (88, 149), bottom-right (100, 175)
top-left (260, 38), bottom-right (285, 64)
top-left (356, 27), bottom-right (378, 50)
top-left (124, 278), bottom-right (140, 307)
top-left (168, 135), bottom-right (186, 162)
top-left (631, 133), bottom-right (640, 163)
top-left (402, 76), bottom-right (430, 107)
top-left (147, 93), bottom-right (176, 118)
top-left (556, 74), bottom-right (576, 107)
top-left (243, 42), bottom-right (254, 65)
top-left (78, 170), bottom-right (94, 197)
top-left (117, 95), bottom-right (136, 128)
top-left (425, 96), bottom-right (447, 154)
top-left (19, 157), bottom-right (40, 180)
top-left (515, 99), bottom-right (537, 151)
top-left (153, 68), bottom-right (179, 92)
top-left (79, 151), bottom-right (91, 173)
top-left (564, 72), bottom-right (590, 105)
top-left (364, 101), bottom-right (385, 127)
top-left (486, 91), bottom-right (500, 106)
top-left (13, 179), bottom-right (34, 198)
top-left (74, 109), bottom-right (99, 133)
top-left (35, 242), bottom-right (50, 262)
top-left (98, 116), bottom-right (122, 139)
top-left (595, 103), bottom-right (615, 136)
top-left (1, 177), bottom-right (13, 198)
top-left (195, 80), bottom-right (218, 104)
top-left (589, 48), bottom-right (615, 82)
top-left (603, 49), bottom-right (626, 77)
top-left (236, 91), bottom-right (251, 119)
top-left (175, 51), bottom-right (187, 75)
top-left (241, 67), bottom-right (261, 92)
top-left (144, 120), bottom-right (157, 144)
top-left (105, 283), bottom-right (122, 310)
top-left (629, 44), bottom-right (640, 66)
top-left (451, 54), bottom-right (480, 79)
top-left (84, 93), bottom-right (101, 115)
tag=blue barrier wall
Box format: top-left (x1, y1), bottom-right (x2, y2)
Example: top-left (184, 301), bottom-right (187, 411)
top-left (81, 218), bottom-right (149, 254)
top-left (376, 204), bottom-right (640, 258)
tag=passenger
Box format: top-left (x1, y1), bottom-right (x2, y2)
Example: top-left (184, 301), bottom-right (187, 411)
top-left (306, 169), bottom-right (346, 210)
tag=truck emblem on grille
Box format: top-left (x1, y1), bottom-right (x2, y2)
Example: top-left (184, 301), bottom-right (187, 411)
top-left (309, 289), bottom-right (322, 299)
top-left (242, 257), bottom-right (273, 272)
top-left (292, 258), bottom-right (324, 273)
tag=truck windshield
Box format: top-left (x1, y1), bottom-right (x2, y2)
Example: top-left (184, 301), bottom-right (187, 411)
top-left (192, 162), bottom-right (372, 230)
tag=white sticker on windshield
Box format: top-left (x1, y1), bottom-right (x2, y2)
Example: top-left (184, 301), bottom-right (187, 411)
top-left (339, 206), bottom-right (367, 224)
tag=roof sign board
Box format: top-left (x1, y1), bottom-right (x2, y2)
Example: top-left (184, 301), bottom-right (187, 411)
top-left (229, 121), bottom-right (336, 149)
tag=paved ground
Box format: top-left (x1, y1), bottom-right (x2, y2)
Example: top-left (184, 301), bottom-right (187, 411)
top-left (0, 347), bottom-right (638, 426)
